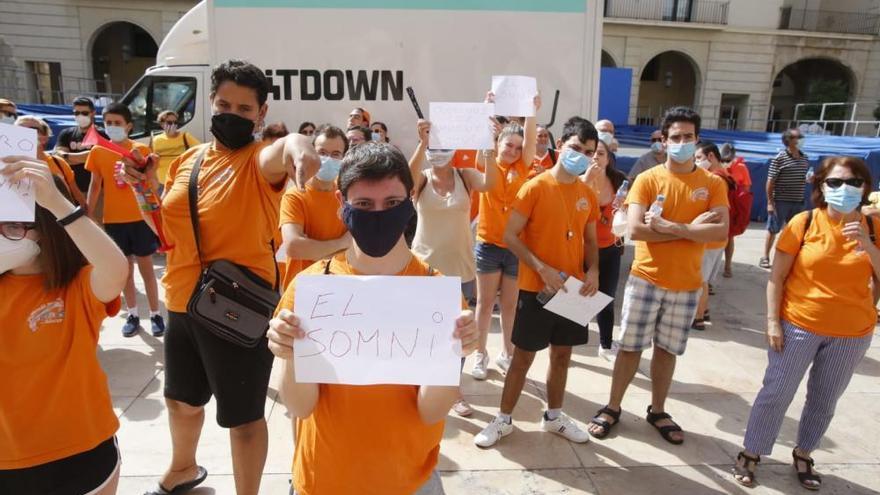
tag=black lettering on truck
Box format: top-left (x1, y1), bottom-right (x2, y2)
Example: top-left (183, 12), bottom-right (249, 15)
top-left (265, 69), bottom-right (404, 102)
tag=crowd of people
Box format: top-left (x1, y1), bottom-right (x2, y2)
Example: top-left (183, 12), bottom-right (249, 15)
top-left (0, 58), bottom-right (876, 495)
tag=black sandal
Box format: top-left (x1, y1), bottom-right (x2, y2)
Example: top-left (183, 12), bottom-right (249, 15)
top-left (143, 466), bottom-right (208, 495)
top-left (732, 451), bottom-right (760, 488)
top-left (691, 319), bottom-right (706, 331)
top-left (588, 406), bottom-right (621, 439)
top-left (792, 449), bottom-right (821, 491)
top-left (646, 406), bottom-right (684, 445)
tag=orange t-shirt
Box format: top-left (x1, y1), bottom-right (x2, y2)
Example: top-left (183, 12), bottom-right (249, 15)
top-left (477, 158), bottom-right (530, 248)
top-left (777, 209), bottom-right (879, 337)
top-left (530, 151), bottom-right (554, 178)
top-left (161, 142), bottom-right (283, 312)
top-left (626, 166), bottom-right (729, 291)
top-left (278, 253), bottom-right (445, 495)
top-left (45, 154), bottom-right (78, 197)
top-left (279, 180), bottom-right (347, 289)
top-left (513, 173), bottom-right (600, 292)
top-left (597, 203), bottom-right (616, 249)
top-left (0, 266), bottom-right (121, 469)
top-left (728, 158), bottom-right (752, 189)
top-left (85, 140), bottom-right (151, 224)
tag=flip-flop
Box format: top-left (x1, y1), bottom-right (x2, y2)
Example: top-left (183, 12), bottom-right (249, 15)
top-left (143, 466), bottom-right (208, 495)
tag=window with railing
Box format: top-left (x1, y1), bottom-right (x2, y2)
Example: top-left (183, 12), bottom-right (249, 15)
top-left (25, 61), bottom-right (63, 104)
top-left (779, 7), bottom-right (880, 35)
top-left (604, 0), bottom-right (729, 25)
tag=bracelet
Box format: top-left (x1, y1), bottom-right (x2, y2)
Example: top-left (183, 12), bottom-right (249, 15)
top-left (57, 205), bottom-right (87, 227)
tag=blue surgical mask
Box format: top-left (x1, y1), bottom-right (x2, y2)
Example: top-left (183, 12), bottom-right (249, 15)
top-left (667, 142), bottom-right (696, 163)
top-left (316, 155), bottom-right (342, 182)
top-left (823, 183), bottom-right (863, 214)
top-left (651, 141), bottom-right (664, 153)
top-left (597, 131), bottom-right (614, 147)
top-left (371, 132), bottom-right (382, 142)
top-left (560, 148), bottom-right (589, 176)
top-left (105, 125), bottom-right (127, 143)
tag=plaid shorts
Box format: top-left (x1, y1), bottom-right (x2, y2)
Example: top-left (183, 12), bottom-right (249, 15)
top-left (618, 275), bottom-right (700, 356)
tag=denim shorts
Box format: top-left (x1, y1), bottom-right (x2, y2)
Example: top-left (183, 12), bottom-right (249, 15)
top-left (474, 242), bottom-right (518, 278)
top-left (766, 200), bottom-right (803, 234)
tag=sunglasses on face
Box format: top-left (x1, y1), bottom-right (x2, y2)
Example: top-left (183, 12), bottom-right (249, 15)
top-left (0, 222), bottom-right (36, 241)
top-left (650, 138), bottom-right (663, 143)
top-left (73, 111), bottom-right (91, 116)
top-left (824, 178), bottom-right (865, 188)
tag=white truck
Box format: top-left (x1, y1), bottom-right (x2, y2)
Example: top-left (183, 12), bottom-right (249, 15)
top-left (121, 0), bottom-right (604, 153)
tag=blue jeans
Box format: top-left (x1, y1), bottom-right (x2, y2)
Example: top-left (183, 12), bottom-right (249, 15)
top-left (474, 242), bottom-right (518, 278)
top-left (767, 200), bottom-right (803, 234)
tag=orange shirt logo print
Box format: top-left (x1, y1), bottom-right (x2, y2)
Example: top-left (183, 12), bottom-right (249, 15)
top-left (691, 187), bottom-right (709, 202)
top-left (209, 167), bottom-right (235, 189)
top-left (576, 197), bottom-right (590, 212)
top-left (27, 299), bottom-right (65, 332)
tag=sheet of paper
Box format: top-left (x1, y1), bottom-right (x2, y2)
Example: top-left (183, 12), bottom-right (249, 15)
top-left (0, 123), bottom-right (37, 221)
top-left (543, 277), bottom-right (613, 327)
top-left (292, 274), bottom-right (463, 386)
top-left (429, 102), bottom-right (495, 150)
top-left (491, 75), bottom-right (537, 117)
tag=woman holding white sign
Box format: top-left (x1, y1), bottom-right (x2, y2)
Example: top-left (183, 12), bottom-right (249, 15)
top-left (0, 158), bottom-right (128, 494)
top-left (268, 142), bottom-right (479, 495)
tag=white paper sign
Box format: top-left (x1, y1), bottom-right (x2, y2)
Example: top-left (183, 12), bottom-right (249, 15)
top-left (544, 277), bottom-right (613, 327)
top-left (0, 123), bottom-right (37, 221)
top-left (293, 274), bottom-right (463, 386)
top-left (429, 102), bottom-right (495, 150)
top-left (491, 75), bottom-right (537, 117)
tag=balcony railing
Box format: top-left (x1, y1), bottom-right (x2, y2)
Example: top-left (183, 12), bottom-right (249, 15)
top-left (779, 7), bottom-right (880, 35)
top-left (604, 0), bottom-right (729, 26)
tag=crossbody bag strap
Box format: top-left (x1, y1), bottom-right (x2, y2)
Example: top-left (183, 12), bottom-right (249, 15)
top-left (188, 147), bottom-right (210, 267)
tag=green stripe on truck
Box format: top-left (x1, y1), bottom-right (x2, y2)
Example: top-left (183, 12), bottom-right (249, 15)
top-left (213, 0), bottom-right (586, 13)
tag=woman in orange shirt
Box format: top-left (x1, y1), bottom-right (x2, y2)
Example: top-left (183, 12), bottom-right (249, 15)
top-left (582, 139), bottom-right (627, 361)
top-left (472, 94), bottom-right (540, 379)
top-left (0, 158), bottom-right (128, 494)
top-left (733, 156), bottom-right (878, 491)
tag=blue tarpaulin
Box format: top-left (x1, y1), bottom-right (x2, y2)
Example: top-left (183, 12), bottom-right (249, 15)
top-left (614, 125), bottom-right (880, 221)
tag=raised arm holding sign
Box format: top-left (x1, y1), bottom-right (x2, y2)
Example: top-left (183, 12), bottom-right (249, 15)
top-left (0, 123), bottom-right (37, 221)
top-left (491, 75), bottom-right (538, 117)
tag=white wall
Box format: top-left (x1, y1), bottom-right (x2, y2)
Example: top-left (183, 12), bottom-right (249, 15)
top-left (727, 0), bottom-right (784, 29)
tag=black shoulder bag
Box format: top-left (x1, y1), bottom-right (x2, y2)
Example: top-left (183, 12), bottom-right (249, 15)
top-left (185, 148), bottom-right (281, 347)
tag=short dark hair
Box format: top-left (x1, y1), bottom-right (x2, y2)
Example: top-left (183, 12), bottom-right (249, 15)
top-left (347, 126), bottom-right (371, 141)
top-left (211, 59), bottom-right (270, 106)
top-left (72, 96), bottom-right (95, 111)
top-left (298, 121), bottom-right (316, 133)
top-left (782, 128), bottom-right (801, 146)
top-left (103, 102), bottom-right (132, 123)
top-left (560, 116), bottom-right (599, 147)
top-left (811, 156), bottom-right (872, 208)
top-left (696, 140), bottom-right (720, 161)
top-left (261, 122), bottom-right (289, 141)
top-left (660, 106), bottom-right (701, 137)
top-left (315, 124), bottom-right (350, 153)
top-left (338, 142), bottom-right (414, 198)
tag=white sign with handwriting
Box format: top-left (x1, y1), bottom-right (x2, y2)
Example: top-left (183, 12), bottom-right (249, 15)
top-left (293, 274), bottom-right (463, 386)
top-left (429, 102), bottom-right (495, 150)
top-left (0, 123), bottom-right (37, 221)
top-left (491, 75), bottom-right (537, 117)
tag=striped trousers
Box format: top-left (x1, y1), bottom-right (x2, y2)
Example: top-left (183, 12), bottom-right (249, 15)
top-left (743, 320), bottom-right (872, 455)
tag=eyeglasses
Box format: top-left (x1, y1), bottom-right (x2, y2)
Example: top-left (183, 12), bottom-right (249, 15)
top-left (73, 111), bottom-right (91, 116)
top-left (0, 222), bottom-right (36, 241)
top-left (824, 178), bottom-right (865, 189)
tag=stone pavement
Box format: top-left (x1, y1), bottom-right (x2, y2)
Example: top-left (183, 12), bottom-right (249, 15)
top-left (102, 225), bottom-right (880, 494)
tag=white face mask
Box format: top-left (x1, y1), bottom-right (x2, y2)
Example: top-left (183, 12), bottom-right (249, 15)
top-left (0, 237), bottom-right (40, 274)
top-left (425, 149), bottom-right (455, 168)
top-left (0, 115), bottom-right (15, 125)
top-left (696, 158), bottom-right (711, 169)
top-left (75, 115), bottom-right (91, 128)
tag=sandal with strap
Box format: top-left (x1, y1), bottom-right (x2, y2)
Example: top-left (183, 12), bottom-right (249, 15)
top-left (646, 406), bottom-right (684, 445)
top-left (588, 406), bottom-right (621, 439)
top-left (792, 449), bottom-right (822, 491)
top-left (143, 466), bottom-right (208, 495)
top-left (732, 451), bottom-right (761, 488)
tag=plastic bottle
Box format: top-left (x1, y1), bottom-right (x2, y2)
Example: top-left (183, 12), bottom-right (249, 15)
top-left (805, 167), bottom-right (815, 183)
top-left (649, 194), bottom-right (666, 217)
top-left (536, 271), bottom-right (568, 305)
top-left (611, 179), bottom-right (630, 210)
top-left (114, 161), bottom-right (127, 188)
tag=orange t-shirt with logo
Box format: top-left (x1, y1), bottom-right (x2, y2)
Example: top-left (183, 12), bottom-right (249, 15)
top-left (278, 253), bottom-right (445, 495)
top-left (513, 173), bottom-right (600, 292)
top-left (451, 150), bottom-right (477, 169)
top-left (161, 142), bottom-right (283, 312)
top-left (0, 266), bottom-right (121, 469)
top-left (777, 209), bottom-right (879, 337)
top-left (626, 166), bottom-right (729, 291)
top-left (84, 140), bottom-right (151, 224)
top-left (477, 158), bottom-right (530, 248)
top-left (279, 180), bottom-right (347, 289)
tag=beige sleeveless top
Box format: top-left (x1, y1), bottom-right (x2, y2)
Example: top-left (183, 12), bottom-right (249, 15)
top-left (412, 169), bottom-right (476, 282)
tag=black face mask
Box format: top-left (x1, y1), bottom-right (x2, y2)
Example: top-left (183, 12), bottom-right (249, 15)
top-left (210, 113), bottom-right (255, 150)
top-left (342, 198), bottom-right (415, 258)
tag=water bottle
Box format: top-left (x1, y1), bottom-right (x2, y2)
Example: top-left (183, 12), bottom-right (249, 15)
top-left (649, 194), bottom-right (666, 217)
top-left (805, 167), bottom-right (815, 183)
top-left (114, 161), bottom-right (127, 188)
top-left (536, 271), bottom-right (567, 305)
top-left (611, 180), bottom-right (630, 210)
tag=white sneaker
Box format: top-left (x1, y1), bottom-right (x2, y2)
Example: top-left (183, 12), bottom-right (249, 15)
top-left (495, 352), bottom-right (512, 374)
top-left (474, 416), bottom-right (513, 448)
top-left (598, 346), bottom-right (617, 362)
top-left (472, 352), bottom-right (489, 380)
top-left (541, 412), bottom-right (590, 443)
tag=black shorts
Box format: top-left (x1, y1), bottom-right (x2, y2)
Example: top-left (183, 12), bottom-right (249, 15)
top-left (105, 220), bottom-right (158, 257)
top-left (0, 437), bottom-right (118, 495)
top-left (164, 311), bottom-right (274, 428)
top-left (511, 291), bottom-right (589, 352)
